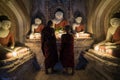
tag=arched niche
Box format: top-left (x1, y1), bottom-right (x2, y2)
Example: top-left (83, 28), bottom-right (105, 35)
top-left (92, 0), bottom-right (120, 42)
top-left (45, 0), bottom-right (72, 22)
top-left (0, 0), bottom-right (30, 43)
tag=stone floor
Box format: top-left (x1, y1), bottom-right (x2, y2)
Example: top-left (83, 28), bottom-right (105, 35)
top-left (24, 69), bottom-right (95, 80)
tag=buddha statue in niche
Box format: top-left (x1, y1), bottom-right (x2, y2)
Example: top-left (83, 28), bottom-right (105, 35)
top-left (52, 9), bottom-right (68, 29)
top-left (0, 19), bottom-right (30, 60)
top-left (0, 19), bottom-right (15, 59)
top-left (72, 16), bottom-right (84, 33)
top-left (29, 18), bottom-right (44, 39)
top-left (52, 9), bottom-right (69, 39)
top-left (94, 18), bottom-right (120, 57)
top-left (0, 19), bottom-right (15, 49)
top-left (72, 16), bottom-right (90, 39)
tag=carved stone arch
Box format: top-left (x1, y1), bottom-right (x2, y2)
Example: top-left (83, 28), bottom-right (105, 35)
top-left (0, 0), bottom-right (31, 43)
top-left (92, 0), bottom-right (120, 42)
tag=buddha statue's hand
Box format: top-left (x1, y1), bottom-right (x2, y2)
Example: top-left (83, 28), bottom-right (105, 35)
top-left (94, 44), bottom-right (100, 51)
top-left (105, 42), bottom-right (116, 46)
top-left (10, 45), bottom-right (14, 49)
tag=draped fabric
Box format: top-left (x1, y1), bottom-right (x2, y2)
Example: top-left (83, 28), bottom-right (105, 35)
top-left (0, 32), bottom-right (14, 47)
top-left (112, 26), bottom-right (120, 44)
top-left (55, 20), bottom-right (68, 29)
top-left (41, 27), bottom-right (58, 69)
top-left (60, 34), bottom-right (74, 67)
top-left (34, 24), bottom-right (44, 33)
top-left (75, 24), bottom-right (84, 32)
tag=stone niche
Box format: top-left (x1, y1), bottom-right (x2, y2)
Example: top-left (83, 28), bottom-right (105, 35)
top-left (84, 49), bottom-right (120, 80)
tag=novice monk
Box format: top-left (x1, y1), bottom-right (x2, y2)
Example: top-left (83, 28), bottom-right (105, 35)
top-left (41, 20), bottom-right (58, 74)
top-left (60, 25), bottom-right (74, 75)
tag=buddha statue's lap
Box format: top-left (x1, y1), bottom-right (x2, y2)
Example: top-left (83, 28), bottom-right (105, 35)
top-left (94, 18), bottom-right (120, 57)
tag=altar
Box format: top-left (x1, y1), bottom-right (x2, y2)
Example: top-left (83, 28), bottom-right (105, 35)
top-left (25, 37), bottom-right (94, 69)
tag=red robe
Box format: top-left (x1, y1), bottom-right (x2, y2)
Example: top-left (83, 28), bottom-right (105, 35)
top-left (34, 24), bottom-right (44, 33)
top-left (112, 26), bottom-right (120, 44)
top-left (111, 26), bottom-right (120, 57)
top-left (55, 20), bottom-right (68, 29)
top-left (41, 27), bottom-right (58, 69)
top-left (60, 33), bottom-right (74, 67)
top-left (0, 32), bottom-right (14, 47)
top-left (75, 24), bottom-right (84, 32)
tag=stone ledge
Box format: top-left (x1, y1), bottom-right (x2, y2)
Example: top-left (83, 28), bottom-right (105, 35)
top-left (84, 49), bottom-right (120, 80)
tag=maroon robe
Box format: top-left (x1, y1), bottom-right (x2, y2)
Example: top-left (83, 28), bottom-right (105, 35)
top-left (55, 20), bottom-right (68, 29)
top-left (112, 26), bottom-right (120, 44)
top-left (75, 24), bottom-right (84, 32)
top-left (34, 24), bottom-right (44, 33)
top-left (60, 34), bottom-right (74, 67)
top-left (41, 27), bottom-right (58, 69)
top-left (111, 26), bottom-right (120, 57)
top-left (0, 32), bottom-right (14, 47)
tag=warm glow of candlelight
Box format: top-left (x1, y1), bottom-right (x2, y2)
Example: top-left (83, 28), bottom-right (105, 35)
top-left (12, 51), bottom-right (17, 57)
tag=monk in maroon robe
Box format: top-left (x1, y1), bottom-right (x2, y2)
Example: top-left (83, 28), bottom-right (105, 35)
top-left (60, 25), bottom-right (74, 75)
top-left (41, 20), bottom-right (58, 74)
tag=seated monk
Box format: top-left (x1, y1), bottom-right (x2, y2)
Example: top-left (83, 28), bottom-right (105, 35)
top-left (94, 18), bottom-right (120, 57)
top-left (52, 9), bottom-right (68, 39)
top-left (29, 18), bottom-right (44, 39)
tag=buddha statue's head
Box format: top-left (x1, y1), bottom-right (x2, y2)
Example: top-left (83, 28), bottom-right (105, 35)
top-left (1, 20), bottom-right (11, 30)
top-left (34, 18), bottom-right (42, 25)
top-left (55, 9), bottom-right (64, 20)
top-left (110, 18), bottom-right (120, 28)
top-left (75, 16), bottom-right (82, 24)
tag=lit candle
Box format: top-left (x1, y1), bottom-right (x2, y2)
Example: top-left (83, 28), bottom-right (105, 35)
top-left (76, 33), bottom-right (79, 38)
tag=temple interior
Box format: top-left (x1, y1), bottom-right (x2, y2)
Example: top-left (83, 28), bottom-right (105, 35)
top-left (0, 0), bottom-right (120, 80)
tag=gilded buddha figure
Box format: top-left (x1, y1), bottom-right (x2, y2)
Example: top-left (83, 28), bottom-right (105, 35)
top-left (94, 18), bottom-right (120, 57)
top-left (0, 19), bottom-right (15, 49)
top-left (29, 18), bottom-right (44, 39)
